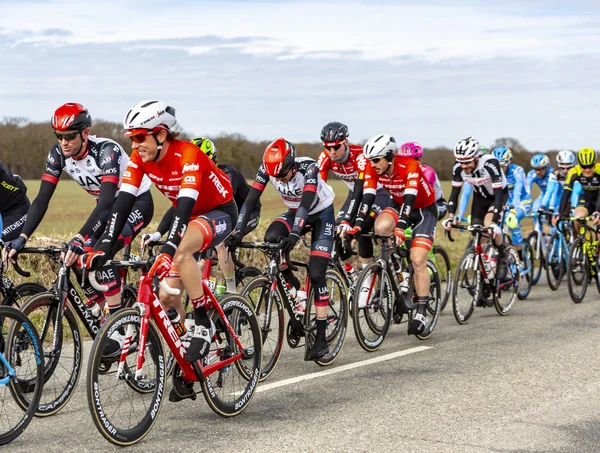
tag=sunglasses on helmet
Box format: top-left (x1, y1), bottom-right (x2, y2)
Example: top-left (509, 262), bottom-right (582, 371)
top-left (54, 131), bottom-right (80, 142)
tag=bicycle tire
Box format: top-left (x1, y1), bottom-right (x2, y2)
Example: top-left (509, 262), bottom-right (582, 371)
top-left (304, 269), bottom-right (349, 366)
top-left (87, 307), bottom-right (165, 446)
top-left (517, 241), bottom-right (534, 300)
top-left (0, 306), bottom-right (44, 445)
top-left (494, 245), bottom-right (520, 315)
top-left (414, 259), bottom-right (442, 340)
top-left (545, 233), bottom-right (565, 291)
top-left (567, 237), bottom-right (588, 303)
top-left (17, 292), bottom-right (82, 416)
top-left (236, 266), bottom-right (262, 290)
top-left (527, 231), bottom-right (543, 285)
top-left (240, 275), bottom-right (284, 381)
top-left (202, 294), bottom-right (262, 417)
top-left (1, 282), bottom-right (47, 308)
top-left (452, 247), bottom-right (479, 325)
top-left (351, 261), bottom-right (392, 352)
top-left (432, 245), bottom-right (452, 312)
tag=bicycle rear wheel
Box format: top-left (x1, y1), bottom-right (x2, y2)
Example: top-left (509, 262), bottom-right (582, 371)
top-left (202, 295), bottom-right (262, 417)
top-left (517, 241), bottom-right (534, 300)
top-left (305, 269), bottom-right (349, 366)
top-left (432, 245), bottom-right (452, 312)
top-left (494, 246), bottom-right (520, 315)
top-left (236, 266), bottom-right (262, 290)
top-left (527, 231), bottom-right (543, 285)
top-left (545, 233), bottom-right (565, 291)
top-left (87, 308), bottom-right (165, 446)
top-left (0, 306), bottom-right (43, 446)
top-left (352, 262), bottom-right (392, 352)
top-left (241, 275), bottom-right (284, 381)
top-left (452, 248), bottom-right (479, 324)
top-left (17, 292), bottom-right (81, 416)
top-left (567, 238), bottom-right (588, 303)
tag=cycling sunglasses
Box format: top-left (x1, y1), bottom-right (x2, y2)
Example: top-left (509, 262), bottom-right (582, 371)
top-left (580, 163), bottom-right (595, 169)
top-left (325, 143), bottom-right (343, 151)
top-left (54, 131), bottom-right (80, 142)
top-left (129, 131), bottom-right (153, 144)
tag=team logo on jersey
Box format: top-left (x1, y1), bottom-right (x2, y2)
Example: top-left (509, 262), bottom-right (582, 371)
top-left (183, 175), bottom-right (196, 184)
top-left (209, 171), bottom-right (229, 197)
top-left (182, 163), bottom-right (199, 173)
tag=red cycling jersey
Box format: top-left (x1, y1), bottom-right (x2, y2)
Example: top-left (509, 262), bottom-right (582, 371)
top-left (120, 139), bottom-right (233, 216)
top-left (365, 155), bottom-right (435, 208)
top-left (318, 144), bottom-right (379, 195)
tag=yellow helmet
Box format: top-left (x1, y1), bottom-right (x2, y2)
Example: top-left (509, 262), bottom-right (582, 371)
top-left (577, 147), bottom-right (596, 167)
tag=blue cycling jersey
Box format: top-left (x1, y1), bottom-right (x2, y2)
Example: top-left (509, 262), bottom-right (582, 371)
top-left (543, 168), bottom-right (582, 212)
top-left (456, 182), bottom-right (472, 220)
top-left (526, 167), bottom-right (556, 200)
top-left (505, 163), bottom-right (532, 208)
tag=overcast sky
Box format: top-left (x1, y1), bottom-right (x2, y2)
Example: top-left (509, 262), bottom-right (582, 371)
top-left (1, 0), bottom-right (599, 151)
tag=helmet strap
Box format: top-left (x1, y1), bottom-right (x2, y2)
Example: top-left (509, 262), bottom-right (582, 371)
top-left (152, 134), bottom-right (165, 162)
top-left (71, 132), bottom-right (87, 159)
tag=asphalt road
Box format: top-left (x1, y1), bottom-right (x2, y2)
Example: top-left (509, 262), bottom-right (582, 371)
top-left (6, 277), bottom-right (600, 453)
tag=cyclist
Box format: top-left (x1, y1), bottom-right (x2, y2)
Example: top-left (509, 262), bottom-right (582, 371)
top-left (227, 137), bottom-right (336, 360)
top-left (5, 103), bottom-right (154, 320)
top-left (492, 146), bottom-right (531, 259)
top-left (554, 148), bottom-right (600, 232)
top-left (317, 121), bottom-right (389, 306)
top-left (359, 134), bottom-right (437, 335)
top-left (527, 153), bottom-right (556, 215)
top-left (543, 150), bottom-right (581, 217)
top-left (456, 144), bottom-right (491, 222)
top-left (85, 100), bottom-right (236, 363)
top-left (398, 141), bottom-right (447, 220)
top-left (144, 137), bottom-right (261, 294)
top-left (443, 137), bottom-right (507, 299)
top-left (0, 161), bottom-right (30, 242)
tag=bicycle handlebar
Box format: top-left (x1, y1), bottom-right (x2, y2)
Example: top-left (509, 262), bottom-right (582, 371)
top-left (89, 267), bottom-right (180, 295)
top-left (5, 246), bottom-right (63, 278)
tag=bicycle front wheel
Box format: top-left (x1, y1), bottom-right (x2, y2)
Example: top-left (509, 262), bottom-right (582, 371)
top-left (452, 248), bottom-right (480, 325)
top-left (87, 307), bottom-right (166, 446)
top-left (202, 294), bottom-right (262, 417)
top-left (494, 246), bottom-right (520, 315)
top-left (0, 306), bottom-right (43, 446)
top-left (517, 241), bottom-right (534, 300)
top-left (545, 233), bottom-right (565, 291)
top-left (241, 275), bottom-right (284, 381)
top-left (432, 245), bottom-right (452, 312)
top-left (527, 231), bottom-right (543, 285)
top-left (1, 282), bottom-right (46, 308)
top-left (351, 261), bottom-right (392, 352)
top-left (305, 269), bottom-right (349, 366)
top-left (567, 237), bottom-right (588, 303)
top-left (18, 292), bottom-right (82, 416)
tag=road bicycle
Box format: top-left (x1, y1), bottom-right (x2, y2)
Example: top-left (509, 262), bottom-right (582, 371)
top-left (351, 232), bottom-right (441, 352)
top-left (239, 241), bottom-right (348, 381)
top-left (449, 224), bottom-right (520, 324)
top-left (86, 252), bottom-right (262, 446)
top-left (0, 305), bottom-right (43, 445)
top-left (566, 217), bottom-right (600, 303)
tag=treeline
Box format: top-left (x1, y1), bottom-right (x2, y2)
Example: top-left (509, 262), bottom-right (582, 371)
top-left (0, 117), bottom-right (564, 180)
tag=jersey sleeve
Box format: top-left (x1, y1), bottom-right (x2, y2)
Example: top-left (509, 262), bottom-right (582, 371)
top-left (404, 158), bottom-right (422, 198)
top-left (98, 142), bottom-right (123, 185)
top-left (179, 149), bottom-right (203, 202)
top-left (41, 147), bottom-right (64, 186)
top-left (483, 158), bottom-right (504, 189)
top-left (512, 166), bottom-right (526, 208)
top-left (317, 151), bottom-right (331, 183)
top-left (457, 183), bottom-right (472, 219)
top-left (451, 162), bottom-right (463, 188)
top-left (119, 150), bottom-right (145, 197)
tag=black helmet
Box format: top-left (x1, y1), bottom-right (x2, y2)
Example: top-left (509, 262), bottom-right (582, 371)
top-left (320, 121), bottom-right (349, 145)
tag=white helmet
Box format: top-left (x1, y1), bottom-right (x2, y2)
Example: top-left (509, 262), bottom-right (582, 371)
top-left (454, 136), bottom-right (480, 162)
top-left (556, 149), bottom-right (575, 166)
top-left (123, 100), bottom-right (177, 133)
top-left (363, 134), bottom-right (397, 160)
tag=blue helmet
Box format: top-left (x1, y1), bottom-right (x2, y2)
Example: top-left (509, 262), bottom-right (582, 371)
top-left (530, 153), bottom-right (550, 169)
top-left (492, 146), bottom-right (512, 165)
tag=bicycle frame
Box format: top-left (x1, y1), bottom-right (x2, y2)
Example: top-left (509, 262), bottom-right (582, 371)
top-left (120, 274), bottom-right (249, 383)
top-left (0, 353), bottom-right (15, 384)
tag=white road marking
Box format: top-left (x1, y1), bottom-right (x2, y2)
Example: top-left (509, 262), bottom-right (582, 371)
top-left (256, 346), bottom-right (433, 393)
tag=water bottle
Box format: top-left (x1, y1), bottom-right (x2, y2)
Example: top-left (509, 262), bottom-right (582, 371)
top-left (295, 289), bottom-right (307, 314)
top-left (483, 253), bottom-right (497, 279)
top-left (344, 263), bottom-right (358, 284)
top-left (399, 271), bottom-right (410, 293)
top-left (167, 308), bottom-right (187, 337)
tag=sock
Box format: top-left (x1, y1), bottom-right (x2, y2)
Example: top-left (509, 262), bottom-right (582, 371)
top-left (416, 296), bottom-right (428, 315)
top-left (316, 318), bottom-right (327, 342)
top-left (224, 273), bottom-right (236, 293)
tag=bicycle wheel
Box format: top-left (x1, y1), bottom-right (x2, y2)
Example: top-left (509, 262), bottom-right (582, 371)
top-left (241, 275), bottom-right (284, 381)
top-left (567, 237), bottom-right (588, 303)
top-left (452, 247), bottom-right (480, 325)
top-left (87, 307), bottom-right (165, 446)
top-left (432, 246), bottom-right (451, 312)
top-left (202, 294), bottom-right (262, 417)
top-left (351, 261), bottom-right (392, 352)
top-left (236, 266), bottom-right (262, 290)
top-left (17, 292), bottom-right (81, 416)
top-left (412, 259), bottom-right (442, 340)
top-left (305, 269), bottom-right (349, 366)
top-left (517, 241), bottom-right (534, 300)
top-left (545, 233), bottom-right (565, 291)
top-left (494, 246), bottom-right (520, 315)
top-left (527, 231), bottom-right (543, 285)
top-left (1, 282), bottom-right (46, 308)
top-left (0, 306), bottom-right (43, 445)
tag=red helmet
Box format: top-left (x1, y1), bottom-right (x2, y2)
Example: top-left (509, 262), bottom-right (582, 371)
top-left (52, 103), bottom-right (92, 131)
top-left (263, 138), bottom-right (296, 177)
